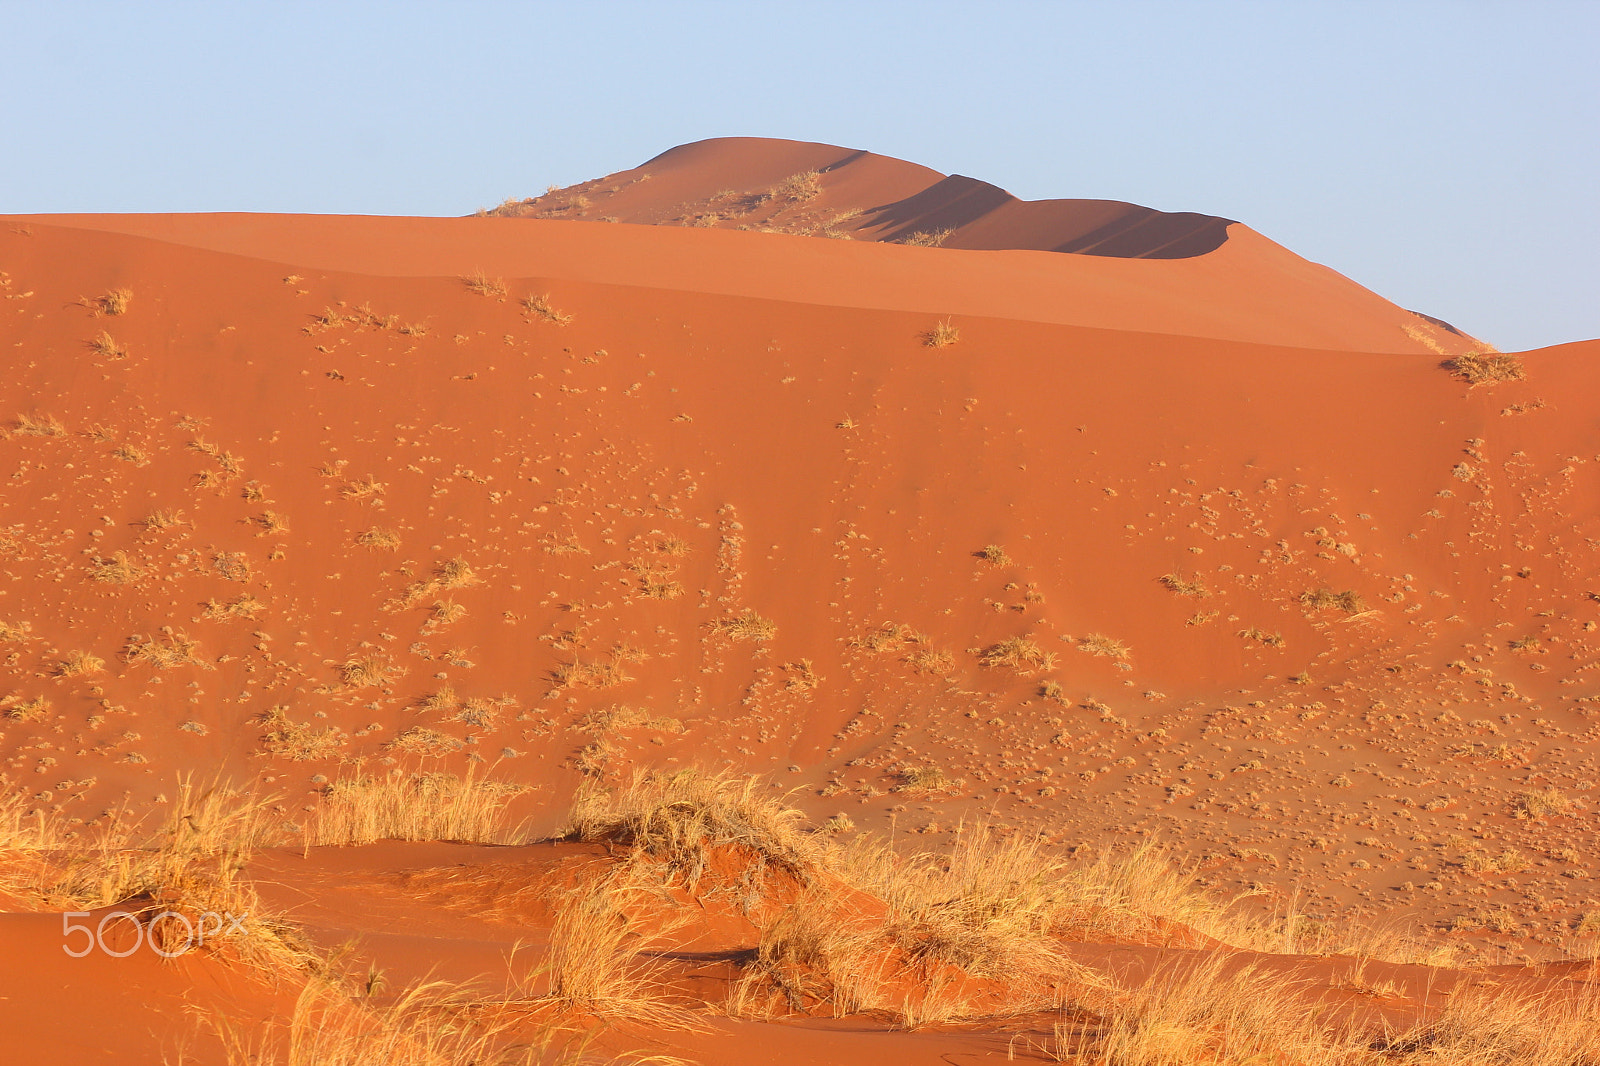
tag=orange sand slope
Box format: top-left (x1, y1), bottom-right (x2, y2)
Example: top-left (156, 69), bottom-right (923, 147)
top-left (3, 136), bottom-right (1599, 969)
top-left (24, 133), bottom-right (1481, 356)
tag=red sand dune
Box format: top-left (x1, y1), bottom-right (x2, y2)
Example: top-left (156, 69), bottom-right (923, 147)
top-left (2, 137), bottom-right (1597, 1061)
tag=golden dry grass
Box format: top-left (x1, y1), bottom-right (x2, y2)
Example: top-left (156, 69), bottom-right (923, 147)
top-left (88, 550), bottom-right (145, 584)
top-left (922, 319), bottom-right (960, 347)
top-left (707, 609), bottom-right (777, 642)
top-left (306, 769), bottom-right (526, 846)
top-left (259, 705), bottom-right (347, 761)
top-left (521, 292), bottom-right (573, 325)
top-left (461, 272), bottom-right (507, 297)
top-left (1444, 351), bottom-right (1525, 385)
top-left (1300, 587), bottom-right (1368, 614)
top-left (355, 527), bottom-right (401, 551)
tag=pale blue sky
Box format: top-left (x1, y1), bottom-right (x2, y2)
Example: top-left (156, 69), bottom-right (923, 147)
top-left (2, 1), bottom-right (1594, 350)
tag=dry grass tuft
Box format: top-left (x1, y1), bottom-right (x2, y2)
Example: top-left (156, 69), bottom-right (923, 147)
top-left (202, 593), bottom-right (265, 621)
top-left (773, 171), bottom-right (823, 202)
top-left (87, 331), bottom-right (127, 359)
top-left (1299, 587), bottom-right (1368, 614)
top-left (461, 272), bottom-right (507, 297)
top-left (974, 544), bottom-right (1011, 566)
top-left (88, 550), bottom-right (145, 584)
top-left (123, 630), bottom-right (205, 669)
top-left (307, 769), bottom-right (525, 846)
top-left (1159, 573), bottom-right (1211, 598)
top-left (978, 636), bottom-right (1056, 673)
top-left (567, 768), bottom-right (821, 885)
top-left (1078, 633), bottom-right (1131, 661)
top-left (259, 705), bottom-right (346, 761)
top-left (708, 609), bottom-right (777, 642)
top-left (355, 527), bottom-right (401, 551)
top-left (92, 288), bottom-right (132, 316)
top-left (3, 694), bottom-right (51, 721)
top-left (339, 655), bottom-right (399, 690)
top-left (1513, 787), bottom-right (1574, 820)
top-left (897, 228), bottom-right (954, 247)
top-left (1444, 351), bottom-right (1525, 385)
top-left (12, 412), bottom-right (66, 437)
top-left (54, 649), bottom-right (106, 677)
top-left (521, 292), bottom-right (573, 325)
top-left (922, 319), bottom-right (960, 348)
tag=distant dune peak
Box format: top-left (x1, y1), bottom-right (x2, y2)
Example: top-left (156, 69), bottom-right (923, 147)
top-left (483, 135), bottom-right (1236, 259)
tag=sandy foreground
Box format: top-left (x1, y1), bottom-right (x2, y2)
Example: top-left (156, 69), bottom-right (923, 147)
top-left (1, 138), bottom-right (1598, 1063)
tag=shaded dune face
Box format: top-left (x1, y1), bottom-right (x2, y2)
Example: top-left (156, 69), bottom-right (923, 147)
top-left (488, 135), bottom-right (1234, 258)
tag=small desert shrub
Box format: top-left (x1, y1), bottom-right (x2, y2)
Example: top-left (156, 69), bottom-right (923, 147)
top-left (339, 474), bottom-right (386, 501)
top-left (1159, 573), bottom-right (1211, 598)
top-left (897, 227), bottom-right (953, 247)
top-left (386, 727), bottom-right (462, 757)
top-left (54, 649), bottom-right (106, 677)
top-left (974, 544), bottom-right (1011, 566)
top-left (123, 631), bottom-right (204, 669)
top-left (904, 647), bottom-right (955, 675)
top-left (1299, 587), bottom-right (1367, 614)
top-left (978, 636), bottom-right (1055, 673)
top-left (202, 593), bottom-right (265, 621)
top-left (307, 769), bottom-right (525, 846)
top-left (88, 551), bottom-right (145, 584)
top-left (0, 618), bottom-right (30, 642)
top-left (550, 657), bottom-right (633, 690)
top-left (355, 527), bottom-right (401, 551)
top-left (12, 413), bottom-right (66, 436)
top-left (566, 768), bottom-right (822, 885)
top-left (87, 331), bottom-right (127, 358)
top-left (259, 706), bottom-right (346, 761)
top-left (922, 320), bottom-right (960, 348)
top-left (773, 171), bottom-right (823, 202)
top-left (1513, 788), bottom-right (1573, 820)
top-left (461, 272), bottom-right (506, 297)
top-left (3, 694), bottom-right (51, 722)
top-left (521, 292), bottom-right (573, 324)
top-left (339, 655), bottom-right (398, 690)
top-left (1444, 351), bottom-right (1525, 386)
top-left (1238, 627), bottom-right (1286, 647)
top-left (139, 507), bottom-right (185, 530)
top-left (708, 609), bottom-right (777, 642)
top-left (894, 767), bottom-right (954, 793)
top-left (94, 288), bottom-right (132, 316)
top-left (1078, 633), bottom-right (1131, 661)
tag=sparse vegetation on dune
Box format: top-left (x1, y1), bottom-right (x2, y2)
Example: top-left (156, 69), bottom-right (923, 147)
top-left (1443, 350), bottom-right (1525, 385)
top-left (922, 318), bottom-right (960, 347)
top-left (2, 768), bottom-right (1595, 1061)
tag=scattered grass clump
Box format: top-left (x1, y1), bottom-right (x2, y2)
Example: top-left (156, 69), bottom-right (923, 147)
top-left (355, 527), bottom-right (401, 551)
top-left (1513, 788), bottom-right (1573, 820)
top-left (203, 593), bottom-right (265, 621)
top-left (1299, 587), bottom-right (1368, 614)
top-left (566, 768), bottom-right (821, 885)
top-left (123, 630), bottom-right (204, 669)
top-left (773, 170), bottom-right (823, 202)
top-left (259, 705), bottom-right (346, 761)
top-left (708, 609), bottom-right (777, 642)
top-left (54, 649), bottom-right (106, 677)
top-left (974, 544), bottom-right (1011, 567)
top-left (461, 272), bottom-right (507, 297)
top-left (1078, 633), bottom-right (1131, 661)
top-left (922, 319), bottom-right (960, 348)
top-left (1444, 351), bottom-right (1525, 386)
top-left (978, 636), bottom-right (1056, 673)
top-left (12, 412), bottom-right (66, 437)
top-left (339, 655), bottom-right (398, 690)
top-left (3, 694), bottom-right (51, 722)
top-left (1159, 573), bottom-right (1211, 598)
top-left (93, 288), bottom-right (132, 316)
top-left (307, 769), bottom-right (525, 846)
top-left (87, 331), bottom-right (127, 359)
top-left (897, 227), bottom-right (953, 247)
top-left (88, 551), bottom-right (145, 584)
top-left (521, 292), bottom-right (573, 324)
